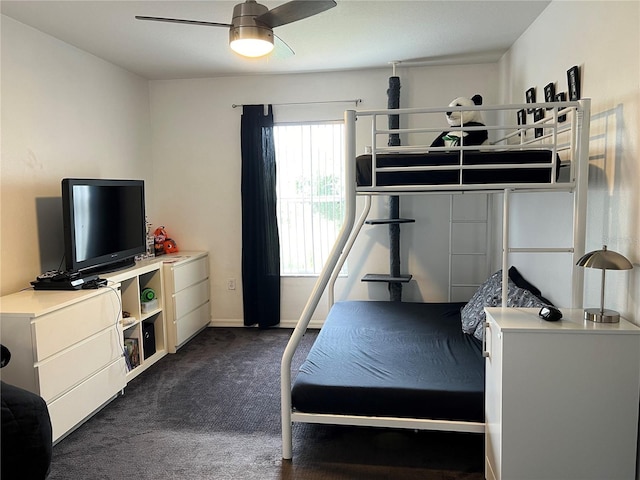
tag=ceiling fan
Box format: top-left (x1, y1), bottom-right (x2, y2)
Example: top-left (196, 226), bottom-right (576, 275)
top-left (136, 0), bottom-right (337, 58)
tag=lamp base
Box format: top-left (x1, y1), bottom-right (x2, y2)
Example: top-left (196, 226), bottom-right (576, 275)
top-left (584, 308), bottom-right (620, 323)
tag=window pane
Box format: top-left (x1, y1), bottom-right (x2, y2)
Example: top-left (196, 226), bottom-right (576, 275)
top-left (274, 123), bottom-right (345, 275)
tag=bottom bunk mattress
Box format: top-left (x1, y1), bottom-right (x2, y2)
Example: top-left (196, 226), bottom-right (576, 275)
top-left (291, 301), bottom-right (485, 423)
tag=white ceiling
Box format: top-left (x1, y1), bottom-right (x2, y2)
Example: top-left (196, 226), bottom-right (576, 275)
top-left (1, 0), bottom-right (550, 80)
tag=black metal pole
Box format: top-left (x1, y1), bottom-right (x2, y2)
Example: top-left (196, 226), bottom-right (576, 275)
top-left (387, 76), bottom-right (402, 302)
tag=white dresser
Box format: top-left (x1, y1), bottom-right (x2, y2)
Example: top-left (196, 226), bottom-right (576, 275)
top-left (0, 287), bottom-right (127, 443)
top-left (0, 253), bottom-right (210, 442)
top-left (484, 307), bottom-right (640, 480)
top-left (162, 251), bottom-right (211, 353)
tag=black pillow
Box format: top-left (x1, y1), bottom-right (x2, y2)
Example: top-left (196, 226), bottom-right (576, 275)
top-left (508, 266), bottom-right (553, 306)
top-left (508, 266), bottom-right (541, 295)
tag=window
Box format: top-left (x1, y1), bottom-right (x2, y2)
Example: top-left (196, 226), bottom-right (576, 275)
top-left (274, 122), bottom-right (345, 275)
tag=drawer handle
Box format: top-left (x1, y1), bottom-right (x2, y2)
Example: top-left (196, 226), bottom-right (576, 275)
top-left (482, 321), bottom-right (491, 358)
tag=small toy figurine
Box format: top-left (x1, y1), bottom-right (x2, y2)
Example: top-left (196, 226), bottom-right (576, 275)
top-left (153, 226), bottom-right (179, 255)
top-left (154, 226), bottom-right (167, 255)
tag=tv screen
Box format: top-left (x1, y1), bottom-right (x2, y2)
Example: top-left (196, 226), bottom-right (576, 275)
top-left (62, 178), bottom-right (146, 275)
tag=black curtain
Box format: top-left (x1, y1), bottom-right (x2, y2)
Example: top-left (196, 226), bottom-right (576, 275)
top-left (241, 105), bottom-right (280, 328)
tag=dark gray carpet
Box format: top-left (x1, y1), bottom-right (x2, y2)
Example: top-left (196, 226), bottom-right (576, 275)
top-left (48, 328), bottom-right (484, 479)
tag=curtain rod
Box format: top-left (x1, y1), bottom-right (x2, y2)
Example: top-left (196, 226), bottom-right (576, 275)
top-left (232, 99), bottom-right (362, 108)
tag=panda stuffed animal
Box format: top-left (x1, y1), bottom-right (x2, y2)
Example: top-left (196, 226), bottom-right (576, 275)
top-left (430, 94), bottom-right (488, 148)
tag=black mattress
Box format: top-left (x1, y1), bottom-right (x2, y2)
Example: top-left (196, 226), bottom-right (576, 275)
top-left (291, 301), bottom-right (485, 422)
top-left (356, 150), bottom-right (561, 187)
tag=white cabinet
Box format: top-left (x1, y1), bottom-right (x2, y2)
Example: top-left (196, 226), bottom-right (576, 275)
top-left (0, 253), bottom-right (210, 442)
top-left (162, 252), bottom-right (211, 353)
top-left (0, 287), bottom-right (127, 443)
top-left (484, 307), bottom-right (640, 480)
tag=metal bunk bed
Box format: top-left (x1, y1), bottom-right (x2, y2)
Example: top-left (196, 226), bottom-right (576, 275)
top-left (280, 99), bottom-right (591, 460)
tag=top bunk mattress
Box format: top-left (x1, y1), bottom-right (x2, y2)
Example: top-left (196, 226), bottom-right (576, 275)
top-left (291, 301), bottom-right (484, 422)
top-left (356, 150), bottom-right (562, 187)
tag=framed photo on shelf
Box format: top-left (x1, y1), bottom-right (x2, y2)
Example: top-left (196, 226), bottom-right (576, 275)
top-left (124, 338), bottom-right (140, 369)
top-left (526, 87), bottom-right (536, 113)
top-left (555, 91), bottom-right (567, 122)
top-left (544, 82), bottom-right (556, 110)
top-left (534, 108), bottom-right (544, 138)
top-left (567, 65), bottom-right (581, 101)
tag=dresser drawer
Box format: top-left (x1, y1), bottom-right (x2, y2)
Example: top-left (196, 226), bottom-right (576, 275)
top-left (172, 257), bottom-right (209, 292)
top-left (36, 327), bottom-right (123, 402)
top-left (175, 301), bottom-right (211, 347)
top-left (32, 289), bottom-right (121, 361)
top-left (173, 279), bottom-right (209, 319)
top-left (47, 357), bottom-right (126, 443)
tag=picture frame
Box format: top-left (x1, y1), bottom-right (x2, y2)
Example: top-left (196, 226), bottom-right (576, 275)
top-left (567, 65), bottom-right (581, 101)
top-left (555, 92), bottom-right (567, 122)
top-left (534, 108), bottom-right (544, 138)
top-left (525, 87), bottom-right (536, 113)
top-left (544, 82), bottom-right (556, 110)
top-left (516, 108), bottom-right (526, 137)
top-left (124, 338), bottom-right (140, 368)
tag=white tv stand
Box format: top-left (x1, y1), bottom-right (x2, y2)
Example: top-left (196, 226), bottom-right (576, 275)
top-left (0, 251), bottom-right (210, 443)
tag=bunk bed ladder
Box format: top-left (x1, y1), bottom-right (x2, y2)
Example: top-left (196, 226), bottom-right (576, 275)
top-left (448, 194), bottom-right (491, 302)
top-left (498, 100), bottom-right (590, 307)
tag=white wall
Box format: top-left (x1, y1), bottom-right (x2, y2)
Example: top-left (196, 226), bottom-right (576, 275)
top-left (0, 16), bottom-right (153, 296)
top-left (148, 64), bottom-right (499, 326)
top-left (498, 1), bottom-right (639, 323)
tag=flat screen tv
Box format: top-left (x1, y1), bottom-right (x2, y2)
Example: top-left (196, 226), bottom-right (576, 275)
top-left (62, 178), bottom-right (146, 275)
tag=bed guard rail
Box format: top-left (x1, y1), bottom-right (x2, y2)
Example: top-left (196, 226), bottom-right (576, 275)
top-left (357, 100), bottom-right (588, 193)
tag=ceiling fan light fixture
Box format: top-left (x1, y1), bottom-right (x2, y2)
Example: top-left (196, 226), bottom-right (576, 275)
top-left (137, 0), bottom-right (337, 60)
top-left (229, 25), bottom-right (274, 57)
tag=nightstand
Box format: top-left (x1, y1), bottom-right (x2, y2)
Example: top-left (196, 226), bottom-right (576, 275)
top-left (484, 307), bottom-right (640, 480)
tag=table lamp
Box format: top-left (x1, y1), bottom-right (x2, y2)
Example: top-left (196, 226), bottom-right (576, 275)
top-left (576, 245), bottom-right (633, 322)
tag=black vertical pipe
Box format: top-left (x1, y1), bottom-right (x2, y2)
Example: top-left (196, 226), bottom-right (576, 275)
top-left (387, 76), bottom-right (402, 302)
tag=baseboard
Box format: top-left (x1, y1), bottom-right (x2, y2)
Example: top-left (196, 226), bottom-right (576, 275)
top-left (208, 319), bottom-right (325, 329)
top-left (279, 318), bottom-right (325, 329)
top-left (208, 319), bottom-right (244, 328)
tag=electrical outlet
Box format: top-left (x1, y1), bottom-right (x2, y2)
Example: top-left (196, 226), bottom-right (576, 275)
top-left (227, 278), bottom-right (236, 290)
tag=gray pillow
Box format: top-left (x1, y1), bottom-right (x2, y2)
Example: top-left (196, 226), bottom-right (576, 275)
top-left (460, 270), bottom-right (505, 336)
top-left (472, 283), bottom-right (549, 341)
top-left (461, 269), bottom-right (551, 340)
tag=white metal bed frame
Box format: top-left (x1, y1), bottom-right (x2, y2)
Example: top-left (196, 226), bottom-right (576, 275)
top-left (280, 99), bottom-right (591, 460)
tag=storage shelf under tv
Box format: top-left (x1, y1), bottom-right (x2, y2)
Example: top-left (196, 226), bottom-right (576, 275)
top-left (104, 258), bottom-right (167, 382)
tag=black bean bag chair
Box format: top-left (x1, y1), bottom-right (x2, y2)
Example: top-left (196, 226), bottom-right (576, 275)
top-left (1, 344), bottom-right (53, 479)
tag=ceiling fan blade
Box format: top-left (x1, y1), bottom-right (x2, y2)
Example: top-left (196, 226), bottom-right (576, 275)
top-left (135, 16), bottom-right (231, 28)
top-left (256, 0), bottom-right (336, 28)
top-left (273, 34), bottom-right (295, 58)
